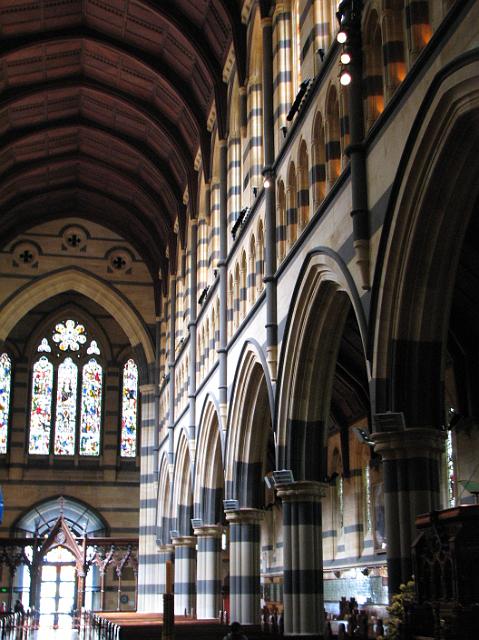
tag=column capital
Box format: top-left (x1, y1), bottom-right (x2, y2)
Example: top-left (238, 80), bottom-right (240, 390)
top-left (139, 383), bottom-right (156, 396)
top-left (193, 524), bottom-right (223, 538)
top-left (275, 480), bottom-right (328, 502)
top-left (225, 507), bottom-right (264, 525)
top-left (171, 535), bottom-right (196, 548)
top-left (158, 544), bottom-right (174, 554)
top-left (372, 428), bottom-right (446, 459)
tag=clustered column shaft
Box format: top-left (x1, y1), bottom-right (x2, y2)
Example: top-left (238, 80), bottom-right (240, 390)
top-left (373, 428), bottom-right (445, 595)
top-left (194, 524), bottom-right (223, 619)
top-left (276, 481), bottom-right (327, 637)
top-left (225, 509), bottom-right (263, 626)
top-left (172, 535), bottom-right (196, 616)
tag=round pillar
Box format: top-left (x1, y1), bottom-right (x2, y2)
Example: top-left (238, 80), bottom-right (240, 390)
top-left (276, 481), bottom-right (327, 638)
top-left (172, 535), bottom-right (196, 616)
top-left (194, 524), bottom-right (223, 619)
top-left (225, 508), bottom-right (263, 627)
top-left (373, 428), bottom-right (446, 596)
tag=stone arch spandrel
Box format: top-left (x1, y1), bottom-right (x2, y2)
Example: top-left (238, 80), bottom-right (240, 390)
top-left (0, 267), bottom-right (155, 370)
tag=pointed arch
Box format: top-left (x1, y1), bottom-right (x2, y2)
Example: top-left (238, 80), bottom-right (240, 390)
top-left (0, 267), bottom-right (154, 373)
top-left (156, 454), bottom-right (172, 545)
top-left (276, 249), bottom-right (368, 480)
top-left (225, 345), bottom-right (275, 507)
top-left (371, 55), bottom-right (479, 427)
top-left (172, 433), bottom-right (194, 536)
top-left (194, 398), bottom-right (224, 525)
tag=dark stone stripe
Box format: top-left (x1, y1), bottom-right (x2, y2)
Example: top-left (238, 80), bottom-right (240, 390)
top-left (137, 584), bottom-right (163, 595)
top-left (325, 140), bottom-right (340, 161)
top-left (390, 339), bottom-right (443, 427)
top-left (233, 460), bottom-right (263, 507)
top-left (229, 523), bottom-right (260, 544)
top-left (311, 163), bottom-right (326, 182)
top-left (229, 576), bottom-right (260, 594)
top-left (139, 525), bottom-right (157, 535)
top-left (344, 523), bottom-right (364, 534)
top-left (364, 75), bottom-right (384, 96)
top-left (405, 1), bottom-right (429, 27)
top-left (283, 501), bottom-right (322, 526)
top-left (383, 40), bottom-right (405, 65)
top-left (198, 538), bottom-right (221, 553)
top-left (197, 579), bottom-right (221, 594)
top-left (284, 569), bottom-right (324, 595)
top-left (175, 546), bottom-right (196, 560)
top-left (140, 554), bottom-right (163, 563)
top-left (288, 418), bottom-right (325, 480)
top-left (200, 486), bottom-right (224, 523)
top-left (174, 583), bottom-right (196, 595)
top-left (383, 457), bottom-right (441, 493)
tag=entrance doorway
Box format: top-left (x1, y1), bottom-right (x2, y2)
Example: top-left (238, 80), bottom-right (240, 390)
top-left (39, 547), bottom-right (77, 628)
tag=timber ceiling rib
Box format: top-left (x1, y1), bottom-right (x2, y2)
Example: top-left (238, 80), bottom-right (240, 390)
top-left (0, 0), bottom-right (245, 280)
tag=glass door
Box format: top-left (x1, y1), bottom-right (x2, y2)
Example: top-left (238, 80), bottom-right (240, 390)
top-left (39, 547), bottom-right (77, 628)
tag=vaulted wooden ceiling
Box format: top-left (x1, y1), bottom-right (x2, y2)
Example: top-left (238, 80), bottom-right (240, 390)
top-left (0, 0), bottom-right (246, 280)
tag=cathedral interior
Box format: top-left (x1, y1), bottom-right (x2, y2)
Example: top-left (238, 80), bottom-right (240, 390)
top-left (0, 0), bottom-right (479, 637)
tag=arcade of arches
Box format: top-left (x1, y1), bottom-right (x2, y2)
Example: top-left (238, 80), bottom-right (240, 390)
top-left (0, 0), bottom-right (478, 637)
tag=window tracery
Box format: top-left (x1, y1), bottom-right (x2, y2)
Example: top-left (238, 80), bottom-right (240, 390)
top-left (27, 319), bottom-right (124, 458)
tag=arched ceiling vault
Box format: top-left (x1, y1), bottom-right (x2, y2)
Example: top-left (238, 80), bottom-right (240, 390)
top-left (0, 0), bottom-right (246, 279)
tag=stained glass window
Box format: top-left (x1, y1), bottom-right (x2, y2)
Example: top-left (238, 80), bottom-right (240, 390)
top-left (79, 359), bottom-right (102, 456)
top-left (447, 430), bottom-right (456, 508)
top-left (87, 340), bottom-right (100, 355)
top-left (37, 338), bottom-right (51, 353)
top-left (54, 358), bottom-right (78, 455)
top-left (52, 319), bottom-right (87, 351)
top-left (121, 359), bottom-right (138, 457)
top-left (0, 353), bottom-right (12, 454)
top-left (364, 464), bottom-right (372, 532)
top-left (29, 357), bottom-right (54, 454)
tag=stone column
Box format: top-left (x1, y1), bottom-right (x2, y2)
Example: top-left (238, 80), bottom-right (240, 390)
top-left (172, 535), bottom-right (196, 616)
top-left (137, 384), bottom-right (161, 611)
top-left (261, 13), bottom-right (278, 381)
top-left (194, 524), bottom-right (223, 619)
top-left (276, 481), bottom-right (327, 638)
top-left (225, 508), bottom-right (263, 627)
top-left (373, 428), bottom-right (446, 596)
top-left (158, 544), bottom-right (175, 605)
top-left (218, 140), bottom-right (228, 428)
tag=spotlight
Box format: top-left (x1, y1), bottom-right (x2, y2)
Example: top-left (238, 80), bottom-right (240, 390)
top-left (337, 30), bottom-right (347, 44)
top-left (340, 70), bottom-right (352, 86)
top-left (264, 177), bottom-right (272, 189)
top-left (340, 51), bottom-right (351, 65)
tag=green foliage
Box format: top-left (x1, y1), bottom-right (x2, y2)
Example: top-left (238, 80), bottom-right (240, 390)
top-left (385, 580), bottom-right (415, 640)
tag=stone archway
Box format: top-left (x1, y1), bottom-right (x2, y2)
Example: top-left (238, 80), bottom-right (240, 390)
top-left (371, 58), bottom-right (479, 594)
